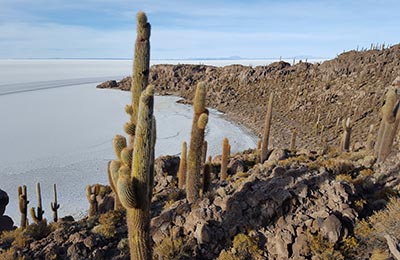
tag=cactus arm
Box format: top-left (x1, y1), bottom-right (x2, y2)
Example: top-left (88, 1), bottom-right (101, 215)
top-left (178, 141), bottom-right (187, 189)
top-left (50, 184), bottom-right (60, 222)
top-left (31, 182), bottom-right (44, 223)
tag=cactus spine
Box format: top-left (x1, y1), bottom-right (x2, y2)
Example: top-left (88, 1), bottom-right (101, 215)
top-left (187, 82), bottom-right (208, 203)
top-left (374, 78), bottom-right (400, 162)
top-left (18, 185), bottom-right (29, 229)
top-left (178, 141), bottom-right (187, 189)
top-left (50, 184), bottom-right (60, 222)
top-left (220, 137), bottom-right (230, 180)
top-left (340, 117), bottom-right (352, 152)
top-left (260, 93), bottom-right (273, 163)
top-left (30, 182), bottom-right (44, 223)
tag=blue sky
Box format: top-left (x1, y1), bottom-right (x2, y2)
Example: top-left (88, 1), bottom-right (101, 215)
top-left (0, 0), bottom-right (399, 59)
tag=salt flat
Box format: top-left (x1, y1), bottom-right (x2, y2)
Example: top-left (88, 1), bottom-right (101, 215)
top-left (0, 60), bottom-right (258, 223)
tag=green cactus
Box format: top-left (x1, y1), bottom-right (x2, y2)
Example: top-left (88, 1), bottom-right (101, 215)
top-left (220, 137), bottom-right (230, 180)
top-left (130, 12), bottom-right (151, 135)
top-left (86, 184), bottom-right (99, 217)
top-left (116, 86), bottom-right (155, 260)
top-left (18, 185), bottom-right (29, 229)
top-left (50, 184), bottom-right (60, 222)
top-left (374, 79), bottom-right (400, 162)
top-left (178, 141), bottom-right (187, 189)
top-left (30, 182), bottom-right (44, 223)
top-left (260, 93), bottom-right (273, 163)
top-left (107, 161), bottom-right (122, 210)
top-left (113, 135), bottom-right (127, 161)
top-left (340, 117), bottom-right (352, 152)
top-left (186, 82), bottom-right (208, 203)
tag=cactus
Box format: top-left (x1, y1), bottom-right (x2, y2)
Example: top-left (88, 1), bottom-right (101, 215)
top-left (107, 161), bottom-right (122, 210)
top-left (186, 82), bottom-right (208, 203)
top-left (86, 184), bottom-right (99, 217)
top-left (130, 11), bottom-right (151, 139)
top-left (178, 141), bottom-right (187, 189)
top-left (50, 184), bottom-right (60, 222)
top-left (18, 185), bottom-right (29, 229)
top-left (116, 86), bottom-right (155, 260)
top-left (340, 117), bottom-right (352, 152)
top-left (290, 129), bottom-right (297, 152)
top-left (202, 140), bottom-right (208, 167)
top-left (366, 124), bottom-right (375, 151)
top-left (260, 93), bottom-right (273, 163)
top-left (220, 137), bottom-right (230, 180)
top-left (203, 159), bottom-right (212, 194)
top-left (30, 182), bottom-right (44, 223)
top-left (374, 79), bottom-right (400, 162)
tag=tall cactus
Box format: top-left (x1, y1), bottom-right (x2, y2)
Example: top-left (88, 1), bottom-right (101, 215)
top-left (178, 141), bottom-right (187, 189)
top-left (374, 78), bottom-right (400, 162)
top-left (50, 184), bottom-right (60, 222)
top-left (116, 86), bottom-right (155, 260)
top-left (203, 156), bottom-right (212, 194)
top-left (340, 117), bottom-right (352, 152)
top-left (260, 93), bottom-right (273, 163)
top-left (220, 137), bottom-right (230, 180)
top-left (130, 11), bottom-right (151, 140)
top-left (186, 82), bottom-right (209, 203)
top-left (18, 185), bottom-right (29, 229)
top-left (30, 182), bottom-right (44, 223)
top-left (107, 161), bottom-right (122, 210)
top-left (290, 129), bottom-right (297, 152)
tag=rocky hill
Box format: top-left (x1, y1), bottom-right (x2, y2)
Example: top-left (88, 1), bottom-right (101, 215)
top-left (98, 44), bottom-right (400, 151)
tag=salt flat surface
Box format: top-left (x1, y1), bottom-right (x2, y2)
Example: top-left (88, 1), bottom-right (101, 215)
top-left (0, 60), bottom-right (257, 223)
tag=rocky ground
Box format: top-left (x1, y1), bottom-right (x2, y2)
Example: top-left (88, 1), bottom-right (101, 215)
top-left (1, 45), bottom-right (400, 259)
top-left (99, 44), bottom-right (400, 151)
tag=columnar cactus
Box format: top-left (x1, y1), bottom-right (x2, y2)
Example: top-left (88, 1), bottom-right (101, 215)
top-left (260, 93), bottom-right (273, 163)
top-left (340, 117), bottom-right (352, 152)
top-left (220, 137), bottom-right (230, 180)
top-left (50, 184), bottom-right (60, 222)
top-left (290, 129), bottom-right (297, 151)
top-left (186, 82), bottom-right (209, 203)
top-left (116, 86), bottom-right (155, 260)
top-left (30, 182), bottom-right (44, 223)
top-left (86, 184), bottom-right (99, 217)
top-left (107, 161), bottom-right (122, 210)
top-left (18, 185), bottom-right (29, 229)
top-left (178, 141), bottom-right (187, 189)
top-left (366, 124), bottom-right (375, 151)
top-left (203, 156), bottom-right (212, 194)
top-left (130, 12), bottom-right (151, 140)
top-left (374, 78), bottom-right (400, 162)
top-left (202, 140), bottom-right (208, 167)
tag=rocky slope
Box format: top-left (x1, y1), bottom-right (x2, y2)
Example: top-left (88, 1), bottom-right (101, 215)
top-left (98, 44), bottom-right (400, 151)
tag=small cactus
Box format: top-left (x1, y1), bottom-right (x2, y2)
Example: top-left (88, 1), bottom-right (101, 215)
top-left (18, 185), bottom-right (29, 229)
top-left (178, 141), bottom-right (187, 189)
top-left (260, 93), bottom-right (273, 163)
top-left (50, 184), bottom-right (60, 222)
top-left (86, 184), bottom-right (99, 217)
top-left (220, 137), bottom-right (230, 180)
top-left (340, 117), bottom-right (352, 152)
top-left (290, 129), bottom-right (297, 152)
top-left (187, 82), bottom-right (208, 203)
top-left (366, 124), bottom-right (375, 151)
top-left (30, 182), bottom-right (44, 223)
top-left (203, 160), bottom-right (212, 194)
top-left (374, 79), bottom-right (400, 162)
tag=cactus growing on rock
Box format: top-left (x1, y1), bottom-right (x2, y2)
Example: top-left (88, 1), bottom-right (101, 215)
top-left (220, 137), bottom-right (230, 180)
top-left (30, 182), bottom-right (44, 223)
top-left (186, 82), bottom-right (209, 203)
top-left (178, 141), bottom-right (187, 189)
top-left (340, 117), bottom-right (352, 152)
top-left (86, 184), bottom-right (99, 217)
top-left (18, 185), bottom-right (29, 229)
top-left (290, 129), bottom-right (297, 152)
top-left (203, 156), bottom-right (212, 194)
top-left (50, 184), bottom-right (60, 222)
top-left (260, 93), bottom-right (273, 163)
top-left (374, 78), bottom-right (400, 162)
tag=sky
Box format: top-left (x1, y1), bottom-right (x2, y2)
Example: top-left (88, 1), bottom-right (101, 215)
top-left (0, 0), bottom-right (399, 59)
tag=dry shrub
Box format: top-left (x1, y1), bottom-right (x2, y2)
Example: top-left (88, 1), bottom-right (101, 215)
top-left (153, 235), bottom-right (192, 260)
top-left (218, 233), bottom-right (264, 260)
top-left (92, 210), bottom-right (124, 239)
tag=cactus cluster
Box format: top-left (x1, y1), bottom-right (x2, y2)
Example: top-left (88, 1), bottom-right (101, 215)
top-left (108, 11), bottom-right (155, 260)
top-left (374, 78), bottom-right (400, 162)
top-left (186, 82), bottom-right (209, 203)
top-left (86, 184), bottom-right (100, 217)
